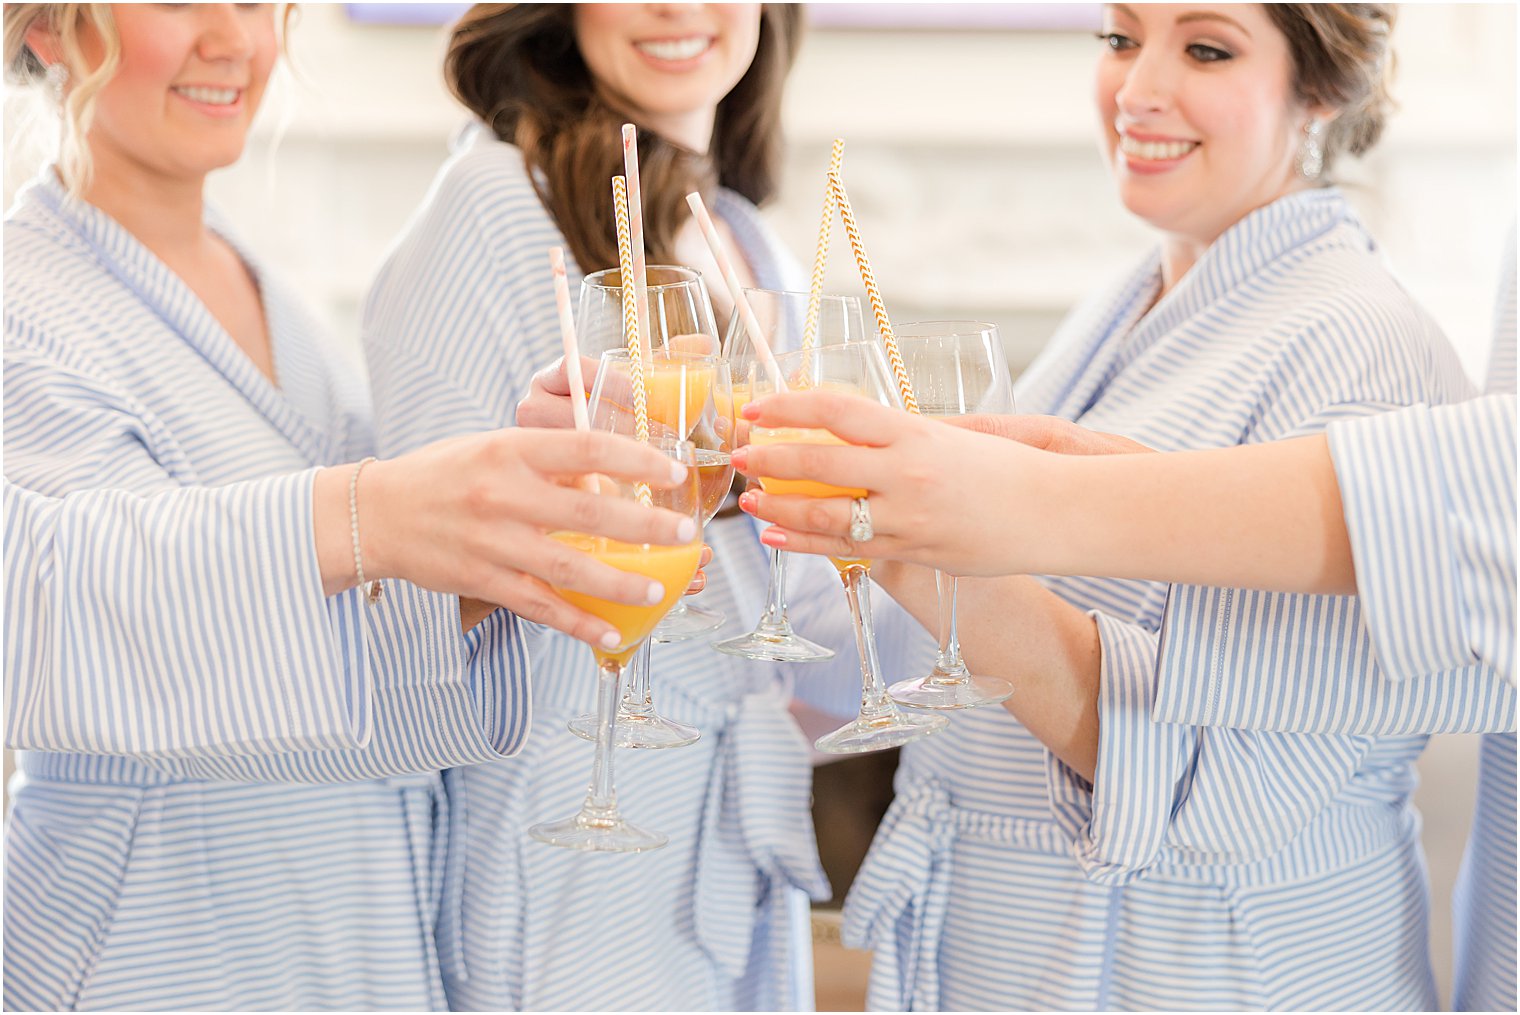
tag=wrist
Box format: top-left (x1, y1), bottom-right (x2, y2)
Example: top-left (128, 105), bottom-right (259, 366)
top-left (357, 455), bottom-right (399, 581)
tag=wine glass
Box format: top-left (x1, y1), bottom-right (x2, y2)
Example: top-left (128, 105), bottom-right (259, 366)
top-left (747, 342), bottom-right (949, 754)
top-left (577, 264), bottom-right (719, 359)
top-left (713, 288), bottom-right (866, 663)
top-left (887, 322), bottom-right (1017, 710)
top-left (567, 348), bottom-right (728, 750)
top-left (528, 433), bottom-right (703, 852)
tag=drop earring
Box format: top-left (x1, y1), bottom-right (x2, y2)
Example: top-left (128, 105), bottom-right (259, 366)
top-left (1297, 119), bottom-right (1325, 180)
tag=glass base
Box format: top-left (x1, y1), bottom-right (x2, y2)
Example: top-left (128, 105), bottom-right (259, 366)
top-left (568, 710), bottom-right (701, 749)
top-left (814, 709), bottom-right (949, 755)
top-left (653, 602), bottom-right (726, 643)
top-left (889, 671), bottom-right (1013, 710)
top-left (713, 624), bottom-right (837, 663)
top-left (528, 811), bottom-right (668, 853)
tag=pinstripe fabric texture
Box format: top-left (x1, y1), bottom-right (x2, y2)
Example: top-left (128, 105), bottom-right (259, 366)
top-left (4, 169), bottom-right (532, 1010)
top-left (843, 189), bottom-right (1474, 1010)
top-left (362, 129), bottom-right (935, 1011)
top-left (1155, 229), bottom-right (1517, 1011)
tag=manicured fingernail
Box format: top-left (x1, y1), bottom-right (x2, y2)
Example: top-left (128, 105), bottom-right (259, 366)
top-left (729, 447), bottom-right (748, 470)
top-left (676, 518), bottom-right (698, 543)
top-left (600, 630), bottom-right (622, 650)
top-left (646, 580), bottom-right (665, 605)
top-left (670, 461), bottom-right (688, 483)
top-left (759, 529), bottom-right (786, 548)
top-left (738, 491), bottom-right (758, 514)
top-left (741, 402), bottom-right (762, 419)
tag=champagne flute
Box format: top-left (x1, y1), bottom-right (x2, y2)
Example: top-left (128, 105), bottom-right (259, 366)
top-left (748, 342), bottom-right (949, 754)
top-left (887, 322), bottom-right (1017, 709)
top-left (529, 433), bottom-right (704, 852)
top-left (578, 264), bottom-right (722, 640)
top-left (713, 288), bottom-right (866, 663)
top-left (567, 349), bottom-right (727, 750)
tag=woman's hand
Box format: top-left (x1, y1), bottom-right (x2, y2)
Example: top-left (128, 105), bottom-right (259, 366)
top-left (315, 427), bottom-right (696, 652)
top-left (516, 355), bottom-right (599, 429)
top-left (729, 390), bottom-right (1053, 576)
top-left (948, 413), bottom-right (1153, 456)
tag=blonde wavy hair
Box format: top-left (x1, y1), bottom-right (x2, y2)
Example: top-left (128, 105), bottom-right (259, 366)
top-left (4, 4), bottom-right (295, 198)
top-left (4, 3), bottom-right (120, 196)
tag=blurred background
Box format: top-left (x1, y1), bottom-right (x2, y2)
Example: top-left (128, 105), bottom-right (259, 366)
top-left (4, 3), bottom-right (1514, 1009)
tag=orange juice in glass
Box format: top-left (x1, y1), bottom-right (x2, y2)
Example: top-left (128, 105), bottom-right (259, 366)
top-left (750, 426), bottom-right (871, 573)
top-left (548, 533), bottom-right (703, 665)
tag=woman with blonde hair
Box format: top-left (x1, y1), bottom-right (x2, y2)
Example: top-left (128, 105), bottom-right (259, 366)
top-left (3, 5), bottom-right (696, 1009)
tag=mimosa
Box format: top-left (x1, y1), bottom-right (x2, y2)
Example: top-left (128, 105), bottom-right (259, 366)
top-left (550, 533), bottom-right (702, 665)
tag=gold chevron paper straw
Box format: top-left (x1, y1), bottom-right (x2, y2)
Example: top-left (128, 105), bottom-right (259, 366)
top-left (802, 138), bottom-right (846, 352)
top-left (826, 169), bottom-right (919, 414)
top-left (613, 175), bottom-right (653, 505)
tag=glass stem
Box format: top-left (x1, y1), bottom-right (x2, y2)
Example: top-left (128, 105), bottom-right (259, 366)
top-left (622, 640), bottom-right (655, 719)
top-left (756, 547), bottom-right (794, 632)
top-left (931, 569), bottom-right (970, 685)
top-left (842, 566), bottom-right (896, 721)
top-left (582, 658), bottom-right (624, 825)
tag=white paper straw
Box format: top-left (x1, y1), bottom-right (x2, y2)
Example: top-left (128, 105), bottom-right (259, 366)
top-left (683, 191), bottom-right (786, 391)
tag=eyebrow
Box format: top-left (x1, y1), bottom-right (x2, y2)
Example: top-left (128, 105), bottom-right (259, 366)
top-left (1108, 4), bottom-right (1254, 39)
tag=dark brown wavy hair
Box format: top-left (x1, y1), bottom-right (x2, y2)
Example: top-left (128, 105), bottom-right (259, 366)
top-left (446, 3), bottom-right (803, 273)
top-left (1265, 4), bottom-right (1396, 173)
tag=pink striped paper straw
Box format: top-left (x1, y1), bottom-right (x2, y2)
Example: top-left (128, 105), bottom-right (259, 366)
top-left (683, 192), bottom-right (785, 391)
top-left (548, 246), bottom-right (590, 434)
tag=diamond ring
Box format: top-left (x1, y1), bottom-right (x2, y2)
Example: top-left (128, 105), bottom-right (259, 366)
top-left (849, 497), bottom-right (874, 543)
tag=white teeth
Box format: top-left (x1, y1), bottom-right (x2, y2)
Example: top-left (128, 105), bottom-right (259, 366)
top-left (636, 37), bottom-right (712, 62)
top-left (174, 86), bottom-right (238, 106)
top-left (1119, 135), bottom-right (1198, 161)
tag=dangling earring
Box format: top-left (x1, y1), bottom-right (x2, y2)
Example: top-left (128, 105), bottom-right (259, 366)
top-left (44, 61), bottom-right (69, 104)
top-left (1297, 119), bottom-right (1325, 180)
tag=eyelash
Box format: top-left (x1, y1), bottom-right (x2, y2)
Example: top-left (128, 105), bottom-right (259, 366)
top-left (1095, 33), bottom-right (1235, 64)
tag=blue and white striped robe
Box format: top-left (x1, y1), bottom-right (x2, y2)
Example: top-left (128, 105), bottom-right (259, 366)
top-left (4, 170), bottom-right (531, 1011)
top-left (1153, 229), bottom-right (1518, 1011)
top-left (843, 188), bottom-right (1477, 1011)
top-left (363, 129), bottom-right (931, 1012)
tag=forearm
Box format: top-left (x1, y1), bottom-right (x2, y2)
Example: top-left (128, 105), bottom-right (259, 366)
top-left (1028, 434), bottom-right (1354, 595)
top-left (875, 561), bottom-right (1103, 779)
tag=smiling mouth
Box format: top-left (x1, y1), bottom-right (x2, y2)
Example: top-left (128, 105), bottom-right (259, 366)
top-left (634, 36), bottom-right (714, 62)
top-left (172, 85), bottom-right (241, 106)
top-left (1119, 135), bottom-right (1199, 161)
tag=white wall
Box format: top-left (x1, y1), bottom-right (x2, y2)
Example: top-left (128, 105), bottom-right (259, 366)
top-left (4, 4), bottom-right (1513, 1007)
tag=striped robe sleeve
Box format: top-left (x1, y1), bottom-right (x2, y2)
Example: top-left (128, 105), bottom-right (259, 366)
top-left (1046, 329), bottom-right (1476, 881)
top-left (1329, 396), bottom-right (1516, 686)
top-left (4, 336), bottom-right (528, 771)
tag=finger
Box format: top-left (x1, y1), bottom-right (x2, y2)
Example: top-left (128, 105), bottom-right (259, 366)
top-left (754, 523), bottom-right (880, 563)
top-left (738, 488), bottom-right (859, 540)
top-left (740, 389), bottom-right (912, 447)
top-left (520, 429), bottom-right (689, 488)
top-left (524, 483), bottom-right (698, 547)
top-left (514, 534), bottom-right (676, 608)
top-left (666, 332), bottom-right (719, 357)
top-left (731, 438), bottom-right (882, 496)
top-left (535, 359), bottom-right (574, 397)
top-left (699, 543), bottom-right (714, 568)
top-left (685, 570), bottom-right (707, 595)
top-left (477, 572), bottom-right (624, 652)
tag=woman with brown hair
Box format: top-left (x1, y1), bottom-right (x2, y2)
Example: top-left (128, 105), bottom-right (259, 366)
top-left (362, 5), bottom-right (917, 1010)
top-left (737, 3), bottom-right (1476, 1010)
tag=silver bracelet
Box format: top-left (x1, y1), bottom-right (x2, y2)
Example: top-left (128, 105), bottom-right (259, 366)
top-left (349, 456), bottom-right (383, 605)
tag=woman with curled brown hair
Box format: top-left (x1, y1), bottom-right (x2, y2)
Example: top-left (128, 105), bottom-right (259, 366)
top-left (735, 3), bottom-right (1474, 1010)
top-left (362, 5), bottom-right (914, 1011)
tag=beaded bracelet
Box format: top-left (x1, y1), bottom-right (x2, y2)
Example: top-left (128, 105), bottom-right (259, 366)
top-left (349, 456), bottom-right (383, 605)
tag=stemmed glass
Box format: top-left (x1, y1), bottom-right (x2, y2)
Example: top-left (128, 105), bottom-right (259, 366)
top-left (714, 288), bottom-right (866, 663)
top-left (747, 342), bottom-right (949, 753)
top-left (887, 322), bottom-right (1017, 709)
top-left (578, 265), bottom-right (724, 640)
top-left (567, 348), bottom-right (731, 749)
top-left (528, 433), bottom-right (703, 852)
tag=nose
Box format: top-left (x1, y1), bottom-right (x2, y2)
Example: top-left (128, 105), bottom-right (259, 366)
top-left (646, 3), bottom-right (702, 19)
top-left (195, 3), bottom-right (256, 63)
top-left (1113, 45), bottom-right (1175, 119)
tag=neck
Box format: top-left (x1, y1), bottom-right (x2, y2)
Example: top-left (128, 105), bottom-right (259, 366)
top-left (634, 107), bottom-right (715, 156)
top-left (73, 147), bottom-right (209, 258)
top-left (1156, 179), bottom-right (1318, 298)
